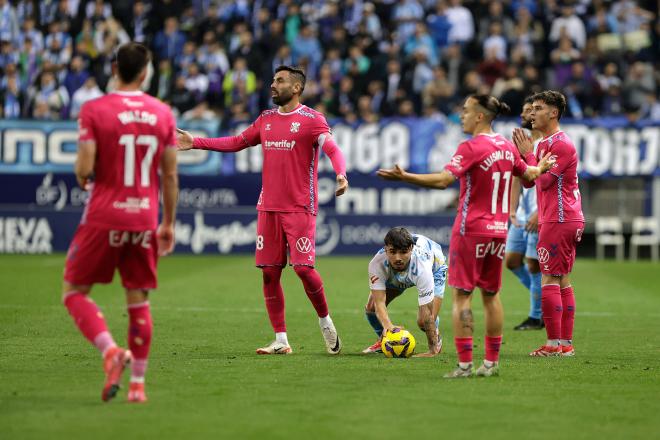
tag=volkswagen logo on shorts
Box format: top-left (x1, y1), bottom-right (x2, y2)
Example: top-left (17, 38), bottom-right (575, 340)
top-left (537, 247), bottom-right (550, 264)
top-left (296, 237), bottom-right (312, 253)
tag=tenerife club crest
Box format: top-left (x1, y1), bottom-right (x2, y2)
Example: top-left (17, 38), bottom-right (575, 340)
top-left (290, 122), bottom-right (300, 133)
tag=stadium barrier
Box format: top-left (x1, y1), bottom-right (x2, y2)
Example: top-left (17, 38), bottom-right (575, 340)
top-left (1, 118), bottom-right (659, 254)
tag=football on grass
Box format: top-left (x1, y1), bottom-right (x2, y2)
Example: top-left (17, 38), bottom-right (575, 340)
top-left (381, 328), bottom-right (416, 358)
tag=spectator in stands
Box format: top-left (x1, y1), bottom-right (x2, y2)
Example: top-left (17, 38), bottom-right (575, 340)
top-left (0, 0), bottom-right (19, 43)
top-left (1, 75), bottom-right (24, 118)
top-left (2, 0), bottom-right (657, 124)
top-left (392, 0), bottom-right (424, 46)
top-left (478, 1), bottom-right (514, 43)
top-left (565, 61), bottom-right (597, 117)
top-left (63, 55), bottom-right (90, 99)
top-left (422, 65), bottom-right (455, 114)
top-left (184, 63), bottom-right (209, 103)
top-left (550, 35), bottom-right (582, 88)
top-left (292, 25), bottom-right (323, 77)
top-left (477, 46), bottom-right (507, 88)
top-left (549, 1), bottom-right (587, 49)
top-left (482, 22), bottom-right (508, 62)
top-left (492, 65), bottom-right (525, 112)
top-left (128, 1), bottom-right (152, 45)
top-left (404, 23), bottom-right (439, 67)
top-left (426, 0), bottom-right (451, 51)
top-left (75, 20), bottom-right (98, 60)
top-left (622, 61), bottom-right (656, 111)
top-left (177, 41), bottom-right (197, 74)
top-left (446, 0), bottom-right (475, 46)
top-left (222, 57), bottom-right (257, 111)
top-left (153, 17), bottom-right (186, 61)
top-left (357, 95), bottom-right (379, 123)
top-left (70, 76), bottom-right (103, 118)
top-left (28, 70), bottom-right (69, 119)
top-left (362, 3), bottom-right (383, 41)
top-left (170, 75), bottom-right (196, 115)
top-left (19, 17), bottom-right (43, 52)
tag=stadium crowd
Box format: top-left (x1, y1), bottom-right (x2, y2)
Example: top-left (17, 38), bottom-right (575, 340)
top-left (0, 0), bottom-right (658, 125)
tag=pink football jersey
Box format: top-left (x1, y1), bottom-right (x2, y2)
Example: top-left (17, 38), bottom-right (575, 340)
top-left (534, 131), bottom-right (584, 224)
top-left (239, 104), bottom-right (330, 214)
top-left (444, 133), bottom-right (528, 238)
top-left (78, 91), bottom-right (176, 230)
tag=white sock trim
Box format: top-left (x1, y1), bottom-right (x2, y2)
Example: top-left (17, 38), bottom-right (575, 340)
top-left (127, 301), bottom-right (150, 309)
top-left (130, 376), bottom-right (145, 384)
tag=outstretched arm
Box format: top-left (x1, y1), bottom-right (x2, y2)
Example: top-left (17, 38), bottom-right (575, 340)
top-left (377, 165), bottom-right (456, 189)
top-left (176, 128), bottom-right (252, 153)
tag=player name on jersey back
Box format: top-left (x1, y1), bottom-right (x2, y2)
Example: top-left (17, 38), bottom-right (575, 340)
top-left (78, 92), bottom-right (176, 231)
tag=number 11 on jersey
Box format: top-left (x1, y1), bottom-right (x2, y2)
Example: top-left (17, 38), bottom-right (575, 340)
top-left (491, 171), bottom-right (511, 214)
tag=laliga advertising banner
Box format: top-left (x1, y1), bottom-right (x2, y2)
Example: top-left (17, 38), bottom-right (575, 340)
top-left (0, 172), bottom-right (455, 254)
top-left (1, 117), bottom-right (659, 254)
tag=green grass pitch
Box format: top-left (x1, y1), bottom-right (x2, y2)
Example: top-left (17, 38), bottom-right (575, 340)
top-left (1, 255), bottom-right (659, 439)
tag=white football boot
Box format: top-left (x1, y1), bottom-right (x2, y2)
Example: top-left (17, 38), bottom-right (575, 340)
top-left (443, 364), bottom-right (474, 379)
top-left (256, 340), bottom-right (292, 355)
top-left (475, 361), bottom-right (499, 377)
top-left (320, 320), bottom-right (342, 355)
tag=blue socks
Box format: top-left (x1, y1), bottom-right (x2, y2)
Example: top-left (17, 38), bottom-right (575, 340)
top-left (365, 311), bottom-right (383, 337)
top-left (529, 271), bottom-right (542, 320)
top-left (511, 265), bottom-right (531, 290)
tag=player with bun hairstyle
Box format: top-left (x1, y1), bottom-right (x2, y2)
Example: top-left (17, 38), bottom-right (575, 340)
top-left (378, 95), bottom-right (555, 378)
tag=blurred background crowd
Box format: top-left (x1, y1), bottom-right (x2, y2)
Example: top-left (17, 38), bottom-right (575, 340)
top-left (0, 0), bottom-right (658, 126)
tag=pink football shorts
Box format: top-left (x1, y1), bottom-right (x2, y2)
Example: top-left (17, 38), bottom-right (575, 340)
top-left (255, 211), bottom-right (317, 267)
top-left (447, 234), bottom-right (506, 293)
top-left (64, 225), bottom-right (158, 290)
top-left (537, 222), bottom-right (584, 275)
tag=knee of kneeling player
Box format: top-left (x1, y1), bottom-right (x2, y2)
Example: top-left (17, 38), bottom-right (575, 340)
top-left (505, 257), bottom-right (521, 271)
top-left (527, 260), bottom-right (540, 274)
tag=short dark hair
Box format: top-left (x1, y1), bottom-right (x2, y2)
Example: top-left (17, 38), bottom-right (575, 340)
top-left (115, 42), bottom-right (151, 84)
top-left (469, 94), bottom-right (511, 120)
top-left (523, 95), bottom-right (534, 105)
top-left (531, 90), bottom-right (566, 119)
top-left (384, 227), bottom-right (415, 251)
top-left (275, 65), bottom-right (306, 92)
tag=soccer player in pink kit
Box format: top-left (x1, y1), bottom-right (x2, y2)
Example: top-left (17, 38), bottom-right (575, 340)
top-left (176, 66), bottom-right (348, 355)
top-left (62, 42), bottom-right (179, 402)
top-left (512, 90), bottom-right (584, 357)
top-left (378, 95), bottom-right (554, 378)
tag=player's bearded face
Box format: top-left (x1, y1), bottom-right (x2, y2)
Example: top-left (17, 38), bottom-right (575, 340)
top-left (271, 73), bottom-right (295, 106)
top-left (386, 246), bottom-right (412, 271)
top-left (521, 104), bottom-right (533, 130)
